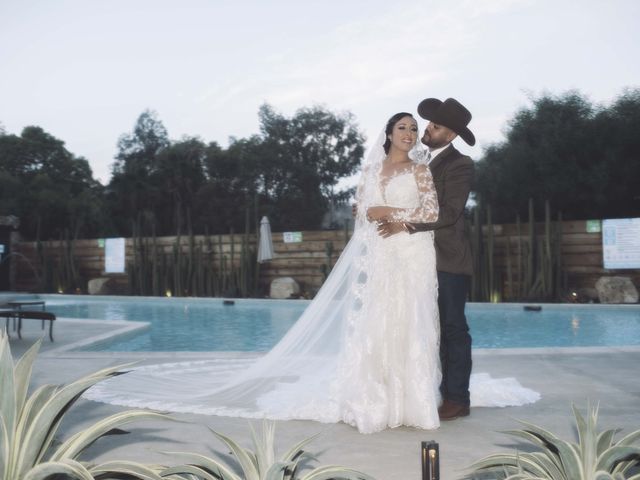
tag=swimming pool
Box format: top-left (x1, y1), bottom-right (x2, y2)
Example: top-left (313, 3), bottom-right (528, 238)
top-left (37, 295), bottom-right (640, 352)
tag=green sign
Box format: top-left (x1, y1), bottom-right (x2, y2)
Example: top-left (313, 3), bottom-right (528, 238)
top-left (586, 220), bottom-right (601, 233)
top-left (98, 238), bottom-right (105, 248)
top-left (283, 232), bottom-right (303, 243)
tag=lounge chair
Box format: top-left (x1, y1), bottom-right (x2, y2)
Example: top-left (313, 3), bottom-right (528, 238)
top-left (0, 309), bottom-right (56, 341)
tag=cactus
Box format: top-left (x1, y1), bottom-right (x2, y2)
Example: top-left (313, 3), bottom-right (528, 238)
top-left (205, 231), bottom-right (215, 296)
top-left (526, 198), bottom-right (535, 297)
top-left (51, 229), bottom-right (82, 294)
top-left (187, 226), bottom-right (195, 296)
top-left (151, 227), bottom-right (159, 296)
top-left (320, 241), bottom-right (335, 281)
top-left (240, 204), bottom-right (250, 297)
top-left (344, 218), bottom-right (351, 244)
top-left (486, 206), bottom-right (494, 301)
top-left (505, 232), bottom-right (513, 301)
top-left (554, 211), bottom-right (564, 299)
top-left (468, 198), bottom-right (565, 302)
top-left (35, 239), bottom-right (48, 292)
top-left (470, 205), bottom-right (482, 301)
top-left (229, 230), bottom-right (237, 296)
top-left (540, 200), bottom-right (552, 298)
top-left (217, 234), bottom-right (225, 294)
top-left (516, 215), bottom-right (523, 299)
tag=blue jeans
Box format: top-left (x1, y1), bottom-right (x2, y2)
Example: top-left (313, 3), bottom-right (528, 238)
top-left (437, 271), bottom-right (472, 406)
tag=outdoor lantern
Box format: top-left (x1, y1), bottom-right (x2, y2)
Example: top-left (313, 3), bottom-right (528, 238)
top-left (421, 441), bottom-right (439, 480)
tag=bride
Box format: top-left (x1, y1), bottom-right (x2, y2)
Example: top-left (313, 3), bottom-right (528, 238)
top-left (85, 112), bottom-right (539, 434)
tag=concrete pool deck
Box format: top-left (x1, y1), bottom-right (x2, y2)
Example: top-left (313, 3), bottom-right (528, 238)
top-left (6, 317), bottom-right (640, 480)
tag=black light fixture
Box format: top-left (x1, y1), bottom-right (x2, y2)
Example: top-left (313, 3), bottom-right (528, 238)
top-left (421, 441), bottom-right (439, 480)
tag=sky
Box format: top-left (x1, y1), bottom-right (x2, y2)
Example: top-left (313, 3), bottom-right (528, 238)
top-left (1, 0), bottom-right (638, 185)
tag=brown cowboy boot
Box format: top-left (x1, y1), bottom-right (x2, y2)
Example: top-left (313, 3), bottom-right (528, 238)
top-left (438, 399), bottom-right (470, 421)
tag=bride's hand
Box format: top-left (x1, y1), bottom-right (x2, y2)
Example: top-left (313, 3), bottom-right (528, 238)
top-left (378, 222), bottom-right (408, 238)
top-left (366, 206), bottom-right (393, 222)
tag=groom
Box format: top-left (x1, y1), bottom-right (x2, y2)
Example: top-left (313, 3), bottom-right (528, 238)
top-left (379, 97), bottom-right (475, 421)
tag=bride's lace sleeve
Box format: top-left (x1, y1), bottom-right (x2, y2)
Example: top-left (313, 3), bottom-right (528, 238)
top-left (388, 164), bottom-right (439, 223)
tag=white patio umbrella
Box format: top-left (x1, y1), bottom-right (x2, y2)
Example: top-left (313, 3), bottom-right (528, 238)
top-left (257, 216), bottom-right (274, 263)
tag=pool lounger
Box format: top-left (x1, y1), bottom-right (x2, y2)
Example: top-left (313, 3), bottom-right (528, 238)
top-left (0, 309), bottom-right (56, 342)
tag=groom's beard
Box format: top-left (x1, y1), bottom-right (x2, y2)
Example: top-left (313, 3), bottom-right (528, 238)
top-left (421, 133), bottom-right (441, 149)
top-left (422, 131), bottom-right (452, 149)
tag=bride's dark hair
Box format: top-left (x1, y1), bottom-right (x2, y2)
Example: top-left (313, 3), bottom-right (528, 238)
top-left (383, 112), bottom-right (414, 154)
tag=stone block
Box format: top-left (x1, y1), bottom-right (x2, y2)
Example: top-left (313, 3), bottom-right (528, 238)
top-left (88, 277), bottom-right (115, 295)
top-left (595, 276), bottom-right (639, 304)
top-left (270, 277), bottom-right (301, 299)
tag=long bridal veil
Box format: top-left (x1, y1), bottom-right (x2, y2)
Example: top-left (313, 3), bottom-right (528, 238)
top-left (85, 131), bottom-right (396, 421)
top-left (84, 130), bottom-right (539, 428)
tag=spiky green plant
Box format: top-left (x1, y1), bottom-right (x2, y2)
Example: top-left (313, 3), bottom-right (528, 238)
top-left (0, 332), bottom-right (168, 480)
top-left (468, 403), bottom-right (640, 479)
top-left (161, 420), bottom-right (376, 480)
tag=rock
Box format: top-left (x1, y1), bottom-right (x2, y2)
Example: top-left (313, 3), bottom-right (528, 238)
top-left (270, 277), bottom-right (301, 299)
top-left (88, 277), bottom-right (115, 295)
top-left (594, 276), bottom-right (639, 304)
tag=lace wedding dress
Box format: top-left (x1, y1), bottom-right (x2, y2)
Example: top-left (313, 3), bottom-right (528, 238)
top-left (85, 137), bottom-right (539, 434)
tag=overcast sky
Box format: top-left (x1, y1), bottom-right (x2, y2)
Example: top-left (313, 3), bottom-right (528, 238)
top-left (1, 0), bottom-right (638, 185)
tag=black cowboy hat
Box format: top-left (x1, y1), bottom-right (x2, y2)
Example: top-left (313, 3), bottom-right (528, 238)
top-left (417, 97), bottom-right (476, 146)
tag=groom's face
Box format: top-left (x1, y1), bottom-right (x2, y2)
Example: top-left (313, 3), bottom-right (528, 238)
top-left (422, 122), bottom-right (456, 149)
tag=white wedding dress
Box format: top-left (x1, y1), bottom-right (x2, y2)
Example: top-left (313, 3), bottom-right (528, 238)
top-left (85, 139), bottom-right (539, 434)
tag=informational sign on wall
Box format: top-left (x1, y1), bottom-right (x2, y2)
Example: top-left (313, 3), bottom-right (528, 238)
top-left (283, 232), bottom-right (303, 243)
top-left (105, 237), bottom-right (126, 273)
top-left (602, 218), bottom-right (640, 269)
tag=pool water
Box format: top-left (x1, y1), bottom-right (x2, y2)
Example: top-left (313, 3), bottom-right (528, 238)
top-left (41, 296), bottom-right (640, 352)
top-left (45, 297), bottom-right (302, 352)
top-left (470, 303), bottom-right (640, 348)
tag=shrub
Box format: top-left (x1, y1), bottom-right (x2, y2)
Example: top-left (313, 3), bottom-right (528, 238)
top-left (468, 403), bottom-right (640, 479)
top-left (160, 420), bottom-right (376, 480)
top-left (0, 331), bottom-right (167, 479)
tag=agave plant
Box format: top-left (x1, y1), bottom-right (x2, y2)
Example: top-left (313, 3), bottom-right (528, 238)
top-left (160, 420), bottom-right (376, 480)
top-left (0, 331), bottom-right (169, 480)
top-left (468, 403), bottom-right (640, 480)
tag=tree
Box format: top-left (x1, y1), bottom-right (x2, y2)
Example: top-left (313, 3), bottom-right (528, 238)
top-left (107, 110), bottom-right (171, 235)
top-left (2, 104), bottom-right (365, 240)
top-left (589, 88), bottom-right (640, 218)
top-left (152, 137), bottom-right (207, 234)
top-left (0, 170), bottom-right (23, 219)
top-left (112, 110), bottom-right (170, 174)
top-left (196, 137), bottom-right (263, 234)
top-left (195, 104), bottom-right (365, 234)
top-left (473, 89), bottom-right (640, 222)
top-left (0, 126), bottom-right (108, 240)
top-left (254, 104), bottom-right (364, 230)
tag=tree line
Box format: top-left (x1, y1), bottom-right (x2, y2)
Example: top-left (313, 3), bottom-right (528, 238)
top-left (0, 104), bottom-right (364, 240)
top-left (473, 88), bottom-right (640, 223)
top-left (1, 88), bottom-right (638, 241)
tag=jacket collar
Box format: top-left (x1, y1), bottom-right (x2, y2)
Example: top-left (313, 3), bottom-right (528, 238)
top-left (428, 144), bottom-right (456, 170)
